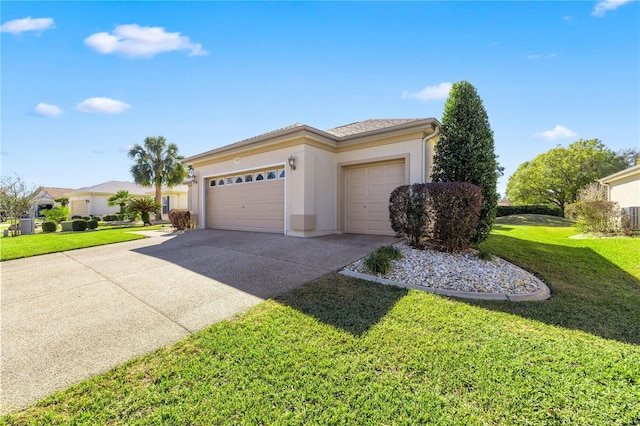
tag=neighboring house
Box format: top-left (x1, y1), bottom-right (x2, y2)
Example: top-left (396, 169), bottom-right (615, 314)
top-left (31, 187), bottom-right (75, 217)
top-left (184, 118), bottom-right (441, 237)
top-left (67, 181), bottom-right (189, 217)
top-left (599, 164), bottom-right (640, 230)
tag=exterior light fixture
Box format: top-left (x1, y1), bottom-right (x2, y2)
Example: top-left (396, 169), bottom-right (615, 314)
top-left (288, 155), bottom-right (296, 171)
top-left (187, 165), bottom-right (197, 184)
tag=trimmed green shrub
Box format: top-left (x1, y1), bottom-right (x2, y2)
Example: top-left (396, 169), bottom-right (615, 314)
top-left (103, 214), bottom-right (118, 221)
top-left (42, 206), bottom-right (69, 224)
top-left (72, 219), bottom-right (87, 231)
top-left (42, 221), bottom-right (57, 233)
top-left (428, 182), bottom-right (483, 253)
top-left (389, 184), bottom-right (429, 248)
top-left (168, 209), bottom-right (191, 230)
top-left (91, 215), bottom-right (102, 222)
top-left (87, 219), bottom-right (98, 230)
top-left (82, 216), bottom-right (92, 221)
top-left (390, 182), bottom-right (482, 252)
top-left (71, 215), bottom-right (82, 219)
top-left (496, 205), bottom-right (562, 217)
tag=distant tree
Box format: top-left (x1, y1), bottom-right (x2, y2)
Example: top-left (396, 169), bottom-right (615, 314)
top-left (54, 197), bottom-right (69, 207)
top-left (617, 148), bottom-right (640, 167)
top-left (0, 174), bottom-right (37, 236)
top-left (430, 80), bottom-right (503, 244)
top-left (107, 190), bottom-right (133, 214)
top-left (506, 139), bottom-right (631, 214)
top-left (128, 136), bottom-right (186, 220)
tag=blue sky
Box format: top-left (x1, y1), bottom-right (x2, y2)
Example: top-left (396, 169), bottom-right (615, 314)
top-left (2, 1), bottom-right (639, 196)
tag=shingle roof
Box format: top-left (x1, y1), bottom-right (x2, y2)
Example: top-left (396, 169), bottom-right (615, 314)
top-left (185, 118), bottom-right (437, 163)
top-left (39, 187), bottom-right (75, 199)
top-left (324, 118), bottom-right (430, 138)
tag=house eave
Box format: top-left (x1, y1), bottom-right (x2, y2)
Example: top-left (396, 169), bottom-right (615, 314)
top-left (599, 164), bottom-right (640, 184)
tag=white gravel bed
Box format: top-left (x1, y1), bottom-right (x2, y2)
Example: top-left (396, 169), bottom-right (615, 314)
top-left (343, 242), bottom-right (544, 295)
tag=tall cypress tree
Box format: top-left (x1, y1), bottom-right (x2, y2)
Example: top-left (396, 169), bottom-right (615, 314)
top-left (431, 81), bottom-right (502, 243)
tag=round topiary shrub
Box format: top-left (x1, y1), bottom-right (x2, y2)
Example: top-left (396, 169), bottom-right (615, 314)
top-left (91, 215), bottom-right (102, 222)
top-left (42, 221), bottom-right (57, 233)
top-left (103, 214), bottom-right (117, 221)
top-left (87, 219), bottom-right (98, 230)
top-left (72, 219), bottom-right (88, 231)
top-left (82, 216), bottom-right (92, 221)
top-left (71, 215), bottom-right (82, 219)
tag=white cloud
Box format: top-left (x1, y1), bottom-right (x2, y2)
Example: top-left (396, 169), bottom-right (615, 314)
top-left (403, 82), bottom-right (453, 101)
top-left (0, 17), bottom-right (54, 35)
top-left (76, 97), bottom-right (131, 114)
top-left (527, 53), bottom-right (557, 60)
top-left (535, 125), bottom-right (577, 141)
top-left (34, 103), bottom-right (63, 116)
top-left (84, 24), bottom-right (208, 58)
top-left (562, 16), bottom-right (574, 21)
top-left (592, 0), bottom-right (634, 17)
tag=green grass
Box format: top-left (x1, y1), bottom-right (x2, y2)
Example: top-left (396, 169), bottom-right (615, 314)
top-left (2, 215), bottom-right (639, 425)
top-left (0, 225), bottom-right (163, 261)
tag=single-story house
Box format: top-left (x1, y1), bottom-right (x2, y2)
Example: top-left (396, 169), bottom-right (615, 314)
top-left (31, 187), bottom-right (75, 217)
top-left (599, 164), bottom-right (640, 229)
top-left (67, 181), bottom-right (189, 217)
top-left (184, 118), bottom-right (441, 237)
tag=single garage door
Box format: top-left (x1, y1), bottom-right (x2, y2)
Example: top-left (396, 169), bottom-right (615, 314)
top-left (206, 168), bottom-right (285, 233)
top-left (345, 160), bottom-right (405, 235)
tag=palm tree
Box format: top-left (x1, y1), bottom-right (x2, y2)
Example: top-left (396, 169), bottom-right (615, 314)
top-left (107, 190), bottom-right (133, 214)
top-left (128, 136), bottom-right (186, 220)
top-left (128, 197), bottom-right (162, 226)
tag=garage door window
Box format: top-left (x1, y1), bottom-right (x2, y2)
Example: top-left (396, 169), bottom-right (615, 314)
top-left (279, 169), bottom-right (286, 179)
top-left (245, 174), bottom-right (253, 183)
top-left (225, 177), bottom-right (234, 185)
top-left (218, 178), bottom-right (225, 186)
top-left (266, 170), bottom-right (277, 180)
top-left (210, 180), bottom-right (216, 187)
top-left (255, 172), bottom-right (265, 181)
top-left (235, 176), bottom-right (243, 184)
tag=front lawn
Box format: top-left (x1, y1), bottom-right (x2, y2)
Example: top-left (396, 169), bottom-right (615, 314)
top-left (2, 215), bottom-right (639, 424)
top-left (0, 225), bottom-right (163, 261)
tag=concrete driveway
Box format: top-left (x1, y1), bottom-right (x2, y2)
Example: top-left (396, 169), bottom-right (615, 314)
top-left (1, 229), bottom-right (395, 414)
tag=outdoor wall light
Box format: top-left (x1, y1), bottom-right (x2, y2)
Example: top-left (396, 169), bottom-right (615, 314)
top-left (187, 165), bottom-right (197, 184)
top-left (288, 155), bottom-right (296, 171)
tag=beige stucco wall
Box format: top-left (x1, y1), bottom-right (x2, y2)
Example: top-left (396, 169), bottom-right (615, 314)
top-left (70, 190), bottom-right (188, 217)
top-left (608, 175), bottom-right (640, 208)
top-left (189, 130), bottom-right (439, 237)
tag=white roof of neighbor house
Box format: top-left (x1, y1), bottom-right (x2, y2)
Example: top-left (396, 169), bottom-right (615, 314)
top-left (67, 180), bottom-right (188, 196)
top-left (599, 164), bottom-right (640, 184)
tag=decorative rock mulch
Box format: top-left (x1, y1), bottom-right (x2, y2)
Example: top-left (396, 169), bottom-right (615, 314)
top-left (341, 242), bottom-right (550, 301)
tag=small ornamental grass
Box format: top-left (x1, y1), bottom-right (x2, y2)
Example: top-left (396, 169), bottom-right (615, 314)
top-left (364, 245), bottom-right (403, 275)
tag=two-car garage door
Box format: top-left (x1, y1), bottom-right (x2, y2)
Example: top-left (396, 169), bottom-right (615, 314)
top-left (205, 160), bottom-right (405, 236)
top-left (206, 168), bottom-right (285, 233)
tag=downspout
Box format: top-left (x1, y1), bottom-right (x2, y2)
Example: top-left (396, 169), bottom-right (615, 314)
top-left (422, 124), bottom-right (440, 183)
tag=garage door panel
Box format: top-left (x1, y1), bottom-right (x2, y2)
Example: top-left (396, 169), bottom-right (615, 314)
top-left (206, 171), bottom-right (284, 233)
top-left (345, 160), bottom-right (405, 235)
